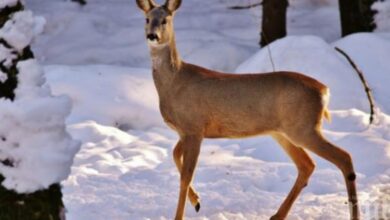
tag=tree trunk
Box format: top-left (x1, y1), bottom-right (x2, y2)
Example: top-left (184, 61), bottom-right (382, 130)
top-left (260, 0), bottom-right (288, 47)
top-left (0, 2), bottom-right (65, 220)
top-left (338, 0), bottom-right (377, 36)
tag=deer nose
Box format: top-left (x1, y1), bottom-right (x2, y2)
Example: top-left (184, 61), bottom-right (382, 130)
top-left (147, 33), bottom-right (159, 41)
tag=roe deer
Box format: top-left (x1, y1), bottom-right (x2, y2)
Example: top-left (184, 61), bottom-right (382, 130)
top-left (136, 0), bottom-right (359, 219)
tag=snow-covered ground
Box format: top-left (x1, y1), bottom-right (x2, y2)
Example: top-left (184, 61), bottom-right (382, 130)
top-left (23, 0), bottom-right (390, 219)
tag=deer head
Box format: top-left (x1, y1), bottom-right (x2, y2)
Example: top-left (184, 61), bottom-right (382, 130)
top-left (136, 0), bottom-right (182, 47)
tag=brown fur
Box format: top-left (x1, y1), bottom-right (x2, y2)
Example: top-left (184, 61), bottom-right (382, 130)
top-left (136, 1), bottom-right (359, 219)
top-left (163, 63), bottom-right (328, 139)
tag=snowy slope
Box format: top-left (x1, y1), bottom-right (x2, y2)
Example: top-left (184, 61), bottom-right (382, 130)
top-left (22, 0), bottom-right (390, 219)
top-left (236, 34), bottom-right (390, 114)
top-left (44, 59), bottom-right (390, 220)
top-left (25, 0), bottom-right (350, 71)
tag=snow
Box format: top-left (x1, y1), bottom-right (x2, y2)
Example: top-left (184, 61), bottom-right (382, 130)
top-left (332, 33), bottom-right (390, 113)
top-left (43, 60), bottom-right (390, 219)
top-left (236, 33), bottom-right (390, 115)
top-left (15, 59), bottom-right (47, 98)
top-left (10, 0), bottom-right (390, 219)
top-left (236, 35), bottom-right (369, 112)
top-left (0, 60), bottom-right (81, 193)
top-left (44, 65), bottom-right (162, 129)
top-left (0, 7), bottom-right (80, 193)
top-left (0, 70), bottom-right (7, 83)
top-left (373, 0), bottom-right (390, 32)
top-left (0, 95), bottom-right (80, 193)
top-left (0, 11), bottom-right (46, 52)
top-left (0, 44), bottom-right (16, 67)
top-left (0, 0), bottom-right (18, 8)
top-left (25, 0), bottom-right (348, 71)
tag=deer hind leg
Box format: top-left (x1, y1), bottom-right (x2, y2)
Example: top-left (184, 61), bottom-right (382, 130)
top-left (288, 130), bottom-right (359, 220)
top-left (270, 133), bottom-right (315, 220)
top-left (173, 140), bottom-right (201, 212)
top-left (174, 135), bottom-right (202, 220)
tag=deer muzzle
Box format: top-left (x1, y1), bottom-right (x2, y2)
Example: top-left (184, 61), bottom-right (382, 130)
top-left (147, 33), bottom-right (159, 42)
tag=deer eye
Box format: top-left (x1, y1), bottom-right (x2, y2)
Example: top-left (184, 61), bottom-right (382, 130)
top-left (146, 18), bottom-right (150, 24)
top-left (162, 18), bottom-right (167, 25)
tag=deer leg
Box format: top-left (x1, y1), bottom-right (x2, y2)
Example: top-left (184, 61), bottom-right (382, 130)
top-left (173, 140), bottom-right (201, 212)
top-left (270, 134), bottom-right (315, 220)
top-left (174, 135), bottom-right (202, 220)
top-left (289, 130), bottom-right (359, 220)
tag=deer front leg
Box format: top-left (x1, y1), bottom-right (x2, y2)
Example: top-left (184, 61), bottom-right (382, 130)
top-left (174, 135), bottom-right (202, 220)
top-left (173, 140), bottom-right (201, 212)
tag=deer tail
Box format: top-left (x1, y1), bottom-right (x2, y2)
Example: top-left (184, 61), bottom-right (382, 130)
top-left (322, 88), bottom-right (331, 122)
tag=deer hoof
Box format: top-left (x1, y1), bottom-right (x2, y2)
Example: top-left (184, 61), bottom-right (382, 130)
top-left (195, 203), bottom-right (201, 212)
top-left (348, 172), bottom-right (356, 181)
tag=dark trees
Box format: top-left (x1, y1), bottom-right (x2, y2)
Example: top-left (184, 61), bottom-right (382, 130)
top-left (231, 0), bottom-right (377, 46)
top-left (0, 1), bottom-right (23, 100)
top-left (338, 0), bottom-right (377, 36)
top-left (260, 0), bottom-right (289, 47)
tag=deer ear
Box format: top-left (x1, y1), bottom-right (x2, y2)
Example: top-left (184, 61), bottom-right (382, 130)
top-left (164, 0), bottom-right (182, 13)
top-left (136, 0), bottom-right (157, 13)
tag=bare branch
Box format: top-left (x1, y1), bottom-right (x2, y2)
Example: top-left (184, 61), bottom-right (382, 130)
top-left (261, 32), bottom-right (276, 72)
top-left (335, 47), bottom-right (376, 124)
top-left (228, 1), bottom-right (262, 10)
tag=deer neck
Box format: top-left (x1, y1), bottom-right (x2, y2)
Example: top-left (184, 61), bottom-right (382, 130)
top-left (149, 36), bottom-right (182, 95)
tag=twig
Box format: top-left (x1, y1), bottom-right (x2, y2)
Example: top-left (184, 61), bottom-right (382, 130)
top-left (71, 0), bottom-right (87, 6)
top-left (335, 47), bottom-right (376, 124)
top-left (228, 1), bottom-right (262, 10)
top-left (261, 32), bottom-right (275, 72)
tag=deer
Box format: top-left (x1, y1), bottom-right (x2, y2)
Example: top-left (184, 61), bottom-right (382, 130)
top-left (135, 0), bottom-right (359, 219)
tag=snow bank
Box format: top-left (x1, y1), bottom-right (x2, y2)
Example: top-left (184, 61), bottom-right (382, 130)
top-left (68, 121), bottom-right (168, 174)
top-left (236, 34), bottom-right (390, 115)
top-left (60, 110), bottom-right (390, 220)
top-left (236, 35), bottom-right (369, 112)
top-left (64, 123), bottom-right (170, 220)
top-left (332, 33), bottom-right (390, 113)
top-left (0, 9), bottom-right (79, 193)
top-left (44, 65), bottom-right (163, 129)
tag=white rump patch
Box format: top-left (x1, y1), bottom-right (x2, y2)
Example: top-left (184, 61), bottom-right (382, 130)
top-left (322, 88), bottom-right (330, 108)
